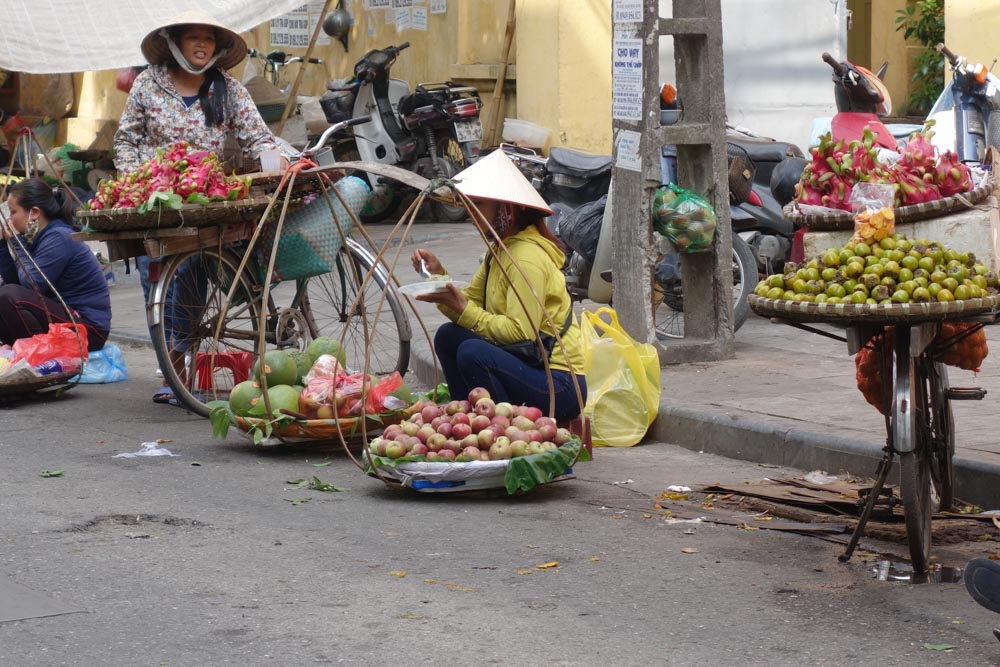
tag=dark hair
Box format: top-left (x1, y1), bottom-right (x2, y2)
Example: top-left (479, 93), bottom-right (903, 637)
top-left (166, 25), bottom-right (229, 128)
top-left (517, 205), bottom-right (565, 251)
top-left (9, 178), bottom-right (77, 229)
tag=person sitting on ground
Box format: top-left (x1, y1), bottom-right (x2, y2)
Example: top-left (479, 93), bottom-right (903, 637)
top-left (0, 178), bottom-right (111, 352)
top-left (410, 150), bottom-right (587, 422)
top-left (112, 10), bottom-right (283, 405)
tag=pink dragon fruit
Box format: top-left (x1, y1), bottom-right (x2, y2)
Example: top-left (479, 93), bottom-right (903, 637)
top-left (934, 151), bottom-right (974, 197)
top-left (898, 125), bottom-right (937, 178)
top-left (893, 167), bottom-right (942, 206)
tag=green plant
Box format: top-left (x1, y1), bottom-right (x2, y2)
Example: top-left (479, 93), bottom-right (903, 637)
top-left (895, 0), bottom-right (945, 116)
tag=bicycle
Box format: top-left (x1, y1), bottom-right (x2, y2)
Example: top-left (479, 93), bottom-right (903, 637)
top-left (147, 116), bottom-right (413, 417)
top-left (246, 48), bottom-right (323, 94)
top-left (750, 296), bottom-right (995, 573)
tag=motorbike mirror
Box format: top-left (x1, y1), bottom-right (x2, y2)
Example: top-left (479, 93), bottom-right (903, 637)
top-left (875, 61), bottom-right (888, 80)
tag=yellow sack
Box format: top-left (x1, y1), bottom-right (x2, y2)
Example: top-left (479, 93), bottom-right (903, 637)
top-left (581, 307), bottom-right (661, 447)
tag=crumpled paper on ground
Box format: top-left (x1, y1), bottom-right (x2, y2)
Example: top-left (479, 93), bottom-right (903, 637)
top-left (113, 442), bottom-right (178, 459)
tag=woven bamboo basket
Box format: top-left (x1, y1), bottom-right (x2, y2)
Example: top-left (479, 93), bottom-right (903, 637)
top-left (77, 196), bottom-right (274, 231)
top-left (233, 400), bottom-right (424, 442)
top-left (0, 370), bottom-right (80, 402)
top-left (748, 293), bottom-right (1000, 324)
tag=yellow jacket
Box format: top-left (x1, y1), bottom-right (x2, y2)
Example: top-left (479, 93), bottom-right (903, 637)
top-left (440, 224), bottom-right (585, 375)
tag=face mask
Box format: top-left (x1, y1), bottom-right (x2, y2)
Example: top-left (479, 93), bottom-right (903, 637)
top-left (493, 203), bottom-right (513, 238)
top-left (23, 217), bottom-right (40, 243)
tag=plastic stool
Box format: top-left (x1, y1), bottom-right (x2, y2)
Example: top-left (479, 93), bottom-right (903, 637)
top-left (559, 415), bottom-right (592, 458)
top-left (195, 351), bottom-right (254, 390)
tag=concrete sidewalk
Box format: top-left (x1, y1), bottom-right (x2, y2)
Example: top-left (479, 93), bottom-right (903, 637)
top-left (105, 222), bottom-right (1000, 508)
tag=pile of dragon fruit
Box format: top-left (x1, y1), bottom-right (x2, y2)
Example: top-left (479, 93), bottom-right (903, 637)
top-left (88, 142), bottom-right (251, 210)
top-left (794, 124), bottom-right (976, 211)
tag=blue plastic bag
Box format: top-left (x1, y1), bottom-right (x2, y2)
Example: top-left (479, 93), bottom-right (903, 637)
top-left (80, 344), bottom-right (128, 384)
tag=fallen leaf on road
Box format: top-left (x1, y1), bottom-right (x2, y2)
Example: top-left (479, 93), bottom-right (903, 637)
top-left (611, 514), bottom-right (623, 520)
top-left (922, 644), bottom-right (956, 651)
top-left (388, 570), bottom-right (406, 578)
top-left (654, 503), bottom-right (665, 510)
top-left (424, 579), bottom-right (437, 584)
top-left (399, 613), bottom-right (424, 620)
top-left (738, 523), bottom-right (759, 531)
top-left (642, 513), bottom-right (652, 519)
top-left (443, 582), bottom-right (477, 592)
top-left (286, 477), bottom-right (348, 492)
top-left (312, 461), bottom-right (332, 467)
top-left (525, 544), bottom-right (539, 549)
top-left (284, 498), bottom-right (310, 506)
top-left (535, 561), bottom-right (559, 569)
top-left (951, 620), bottom-right (965, 625)
top-left (590, 556), bottom-right (601, 562)
top-left (758, 463), bottom-right (780, 468)
top-left (155, 438), bottom-right (173, 444)
top-left (752, 516), bottom-right (774, 522)
top-left (39, 470), bottom-right (64, 478)
top-left (680, 547), bottom-right (699, 554)
top-left (516, 568), bottom-right (533, 575)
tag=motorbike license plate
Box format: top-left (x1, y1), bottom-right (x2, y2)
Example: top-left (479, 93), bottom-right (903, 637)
top-left (455, 118), bottom-right (483, 142)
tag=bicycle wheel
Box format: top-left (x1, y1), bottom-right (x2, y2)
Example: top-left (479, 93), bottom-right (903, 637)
top-left (924, 359), bottom-right (955, 511)
top-left (429, 131), bottom-right (468, 223)
top-left (299, 239), bottom-right (411, 377)
top-left (149, 248), bottom-right (263, 416)
top-left (652, 234), bottom-right (755, 339)
top-left (893, 328), bottom-right (932, 572)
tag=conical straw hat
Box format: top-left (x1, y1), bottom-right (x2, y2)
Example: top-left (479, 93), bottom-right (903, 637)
top-left (141, 10), bottom-right (247, 70)
top-left (454, 150), bottom-right (553, 215)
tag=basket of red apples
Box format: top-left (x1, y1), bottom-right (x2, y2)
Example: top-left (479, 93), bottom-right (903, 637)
top-left (364, 387), bottom-right (589, 494)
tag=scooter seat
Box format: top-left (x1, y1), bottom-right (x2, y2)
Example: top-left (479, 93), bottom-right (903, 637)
top-left (832, 113), bottom-right (898, 150)
top-left (726, 136), bottom-right (801, 165)
top-left (547, 146), bottom-right (612, 180)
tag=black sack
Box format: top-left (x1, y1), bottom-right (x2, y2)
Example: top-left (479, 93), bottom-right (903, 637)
top-left (557, 194), bottom-right (606, 263)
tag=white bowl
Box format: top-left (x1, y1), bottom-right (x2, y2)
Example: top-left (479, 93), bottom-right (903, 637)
top-left (660, 109), bottom-right (681, 126)
top-left (502, 118), bottom-right (551, 147)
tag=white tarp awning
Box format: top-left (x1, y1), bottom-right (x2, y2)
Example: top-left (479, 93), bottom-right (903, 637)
top-left (0, 0), bottom-right (311, 74)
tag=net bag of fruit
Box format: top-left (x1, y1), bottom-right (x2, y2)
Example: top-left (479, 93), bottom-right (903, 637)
top-left (259, 175), bottom-right (370, 281)
top-left (850, 182), bottom-right (895, 244)
top-left (652, 184), bottom-right (717, 253)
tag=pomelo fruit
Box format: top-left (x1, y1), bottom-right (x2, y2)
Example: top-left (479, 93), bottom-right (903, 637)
top-left (229, 380), bottom-right (263, 417)
top-left (253, 349), bottom-right (299, 387)
top-left (307, 336), bottom-right (347, 367)
top-left (248, 384), bottom-right (300, 418)
top-left (286, 349), bottom-right (310, 385)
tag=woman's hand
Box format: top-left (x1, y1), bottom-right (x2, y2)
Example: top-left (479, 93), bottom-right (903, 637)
top-left (411, 249), bottom-right (445, 277)
top-left (416, 282), bottom-right (467, 312)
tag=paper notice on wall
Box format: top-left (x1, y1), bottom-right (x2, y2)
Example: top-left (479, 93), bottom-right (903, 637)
top-left (412, 6), bottom-right (428, 30)
top-left (270, 14), bottom-right (290, 47)
top-left (614, 130), bottom-right (642, 172)
top-left (395, 7), bottom-right (411, 31)
top-left (367, 15), bottom-right (376, 36)
top-left (270, 5), bottom-right (311, 48)
top-left (392, 0), bottom-right (413, 6)
top-left (385, 8), bottom-right (395, 23)
top-left (612, 36), bottom-right (643, 121)
top-left (613, 0), bottom-right (643, 24)
top-left (430, 0), bottom-right (446, 13)
top-left (369, 0), bottom-right (391, 8)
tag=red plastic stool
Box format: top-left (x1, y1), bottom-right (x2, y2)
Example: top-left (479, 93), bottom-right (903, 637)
top-left (195, 351), bottom-right (254, 390)
top-left (558, 415), bottom-right (592, 458)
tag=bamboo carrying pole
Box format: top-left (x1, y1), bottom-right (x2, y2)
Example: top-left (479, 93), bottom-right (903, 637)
top-left (276, 0), bottom-right (335, 137)
top-left (485, 0), bottom-right (516, 147)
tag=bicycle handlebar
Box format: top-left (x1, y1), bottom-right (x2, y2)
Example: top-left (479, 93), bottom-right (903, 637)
top-left (302, 115), bottom-right (371, 156)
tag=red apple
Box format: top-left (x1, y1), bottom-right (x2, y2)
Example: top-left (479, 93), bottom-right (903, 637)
top-left (540, 442), bottom-right (557, 452)
top-left (534, 416), bottom-right (557, 430)
top-left (410, 442), bottom-right (429, 456)
top-left (505, 426), bottom-right (527, 442)
top-left (512, 415), bottom-right (535, 431)
top-left (385, 441), bottom-right (406, 459)
top-left (527, 442), bottom-right (545, 455)
top-left (488, 424), bottom-right (505, 437)
top-left (452, 423), bottom-right (472, 440)
top-left (369, 437), bottom-right (387, 456)
top-left (537, 424), bottom-right (557, 442)
top-left (437, 449), bottom-right (456, 461)
top-left (553, 427), bottom-right (573, 445)
top-left (430, 415), bottom-right (448, 429)
top-left (462, 446), bottom-right (482, 459)
top-left (488, 440), bottom-right (513, 460)
top-left (490, 415), bottom-right (510, 430)
top-left (401, 421), bottom-right (421, 437)
top-left (425, 451), bottom-right (439, 462)
top-left (460, 434), bottom-right (480, 450)
top-left (476, 428), bottom-right (496, 449)
top-left (416, 424), bottom-right (437, 443)
top-left (525, 429), bottom-right (542, 444)
top-left (458, 400), bottom-right (472, 413)
top-left (467, 386), bottom-right (491, 405)
top-left (445, 400), bottom-right (464, 415)
top-left (436, 422), bottom-right (453, 438)
top-left (426, 433), bottom-right (447, 452)
top-left (444, 440), bottom-right (463, 454)
top-left (474, 397), bottom-right (496, 418)
top-left (521, 406), bottom-right (543, 422)
top-left (510, 440), bottom-right (530, 458)
top-left (451, 412), bottom-right (470, 426)
top-left (421, 404), bottom-right (443, 422)
top-left (480, 451), bottom-right (491, 461)
top-left (383, 425), bottom-right (403, 440)
top-left (494, 401), bottom-right (515, 419)
top-left (470, 414), bottom-right (492, 433)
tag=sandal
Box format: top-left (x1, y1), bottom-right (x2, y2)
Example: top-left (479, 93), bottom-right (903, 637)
top-left (965, 558), bottom-right (1000, 615)
top-left (152, 387), bottom-right (174, 404)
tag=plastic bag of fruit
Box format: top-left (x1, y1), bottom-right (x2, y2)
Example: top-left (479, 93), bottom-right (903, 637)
top-left (850, 182), bottom-right (895, 243)
top-left (652, 184), bottom-right (717, 253)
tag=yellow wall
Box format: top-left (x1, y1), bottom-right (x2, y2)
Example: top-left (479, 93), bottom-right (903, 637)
top-left (869, 0), bottom-right (911, 115)
top-left (944, 0), bottom-right (1000, 70)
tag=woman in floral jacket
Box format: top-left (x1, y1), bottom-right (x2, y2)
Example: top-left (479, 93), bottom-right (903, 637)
top-left (113, 10), bottom-right (281, 404)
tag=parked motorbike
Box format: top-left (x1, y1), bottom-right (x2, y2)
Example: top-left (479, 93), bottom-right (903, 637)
top-left (321, 42), bottom-right (484, 223)
top-left (822, 53), bottom-right (897, 151)
top-left (926, 43), bottom-right (1000, 163)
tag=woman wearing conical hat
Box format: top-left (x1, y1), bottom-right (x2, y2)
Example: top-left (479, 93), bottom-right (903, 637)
top-left (112, 11), bottom-right (284, 405)
top-left (411, 151), bottom-right (587, 422)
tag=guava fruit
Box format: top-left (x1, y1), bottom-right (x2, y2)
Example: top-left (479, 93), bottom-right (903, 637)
top-left (307, 336), bottom-right (347, 367)
top-left (253, 349), bottom-right (299, 387)
top-left (229, 380), bottom-right (263, 417)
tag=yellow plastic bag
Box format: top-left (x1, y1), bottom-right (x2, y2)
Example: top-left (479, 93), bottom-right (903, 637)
top-left (580, 307), bottom-right (661, 447)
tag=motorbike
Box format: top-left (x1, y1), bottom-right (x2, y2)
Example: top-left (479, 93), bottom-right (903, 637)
top-left (320, 42), bottom-right (484, 223)
top-left (925, 43), bottom-right (1000, 163)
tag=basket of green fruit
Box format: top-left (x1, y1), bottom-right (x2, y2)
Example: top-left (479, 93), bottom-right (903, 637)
top-left (749, 234), bottom-right (1000, 324)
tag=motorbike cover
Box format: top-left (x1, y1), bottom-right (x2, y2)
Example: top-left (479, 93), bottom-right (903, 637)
top-left (547, 147), bottom-right (612, 180)
top-left (831, 113), bottom-right (897, 150)
top-left (557, 195), bottom-right (607, 263)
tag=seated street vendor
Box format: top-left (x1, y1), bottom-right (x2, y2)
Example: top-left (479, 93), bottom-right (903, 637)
top-left (409, 151), bottom-right (587, 422)
top-left (0, 178), bottom-right (111, 351)
top-left (112, 10), bottom-right (284, 404)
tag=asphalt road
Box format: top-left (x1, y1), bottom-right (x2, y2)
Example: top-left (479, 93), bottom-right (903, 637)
top-left (1, 344), bottom-right (999, 666)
